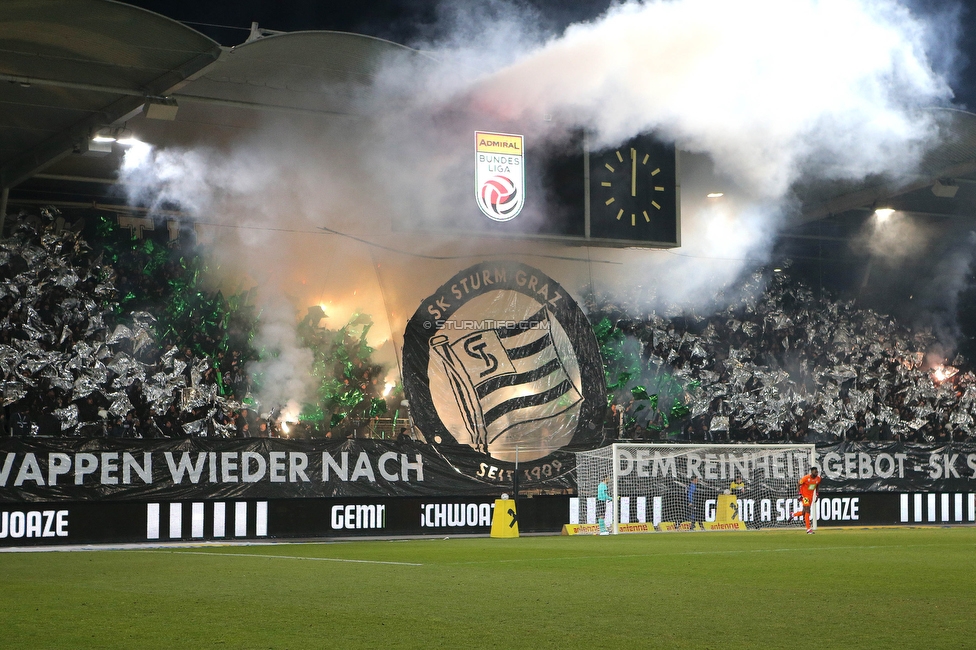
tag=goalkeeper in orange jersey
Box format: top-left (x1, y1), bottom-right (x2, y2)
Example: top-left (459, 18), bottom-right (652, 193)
top-left (791, 467), bottom-right (821, 534)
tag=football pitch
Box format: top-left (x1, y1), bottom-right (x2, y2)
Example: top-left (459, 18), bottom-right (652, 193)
top-left (2, 528), bottom-right (974, 649)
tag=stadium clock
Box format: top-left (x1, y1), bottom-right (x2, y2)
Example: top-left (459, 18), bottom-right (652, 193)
top-left (589, 134), bottom-right (679, 245)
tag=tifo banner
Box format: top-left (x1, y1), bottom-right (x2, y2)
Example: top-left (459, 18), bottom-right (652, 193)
top-left (814, 442), bottom-right (976, 492)
top-left (401, 261), bottom-right (608, 489)
top-left (0, 438), bottom-right (575, 503)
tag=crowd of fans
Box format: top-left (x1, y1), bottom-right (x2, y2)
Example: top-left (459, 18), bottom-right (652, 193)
top-left (0, 211), bottom-right (398, 440)
top-left (593, 265), bottom-right (976, 444)
top-left (0, 212), bottom-right (280, 438)
top-left (4, 209), bottom-right (976, 444)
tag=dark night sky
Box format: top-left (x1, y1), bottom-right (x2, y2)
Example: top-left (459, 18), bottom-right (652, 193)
top-left (122, 0), bottom-right (976, 109)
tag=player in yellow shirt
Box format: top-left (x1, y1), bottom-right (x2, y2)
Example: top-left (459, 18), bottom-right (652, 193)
top-left (729, 475), bottom-right (746, 494)
top-left (791, 467), bottom-right (821, 534)
top-left (728, 474), bottom-right (746, 524)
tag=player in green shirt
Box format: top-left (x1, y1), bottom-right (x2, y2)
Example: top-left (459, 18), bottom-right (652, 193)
top-left (597, 477), bottom-right (610, 535)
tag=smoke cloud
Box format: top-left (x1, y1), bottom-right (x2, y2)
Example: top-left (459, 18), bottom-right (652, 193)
top-left (246, 295), bottom-right (315, 415)
top-left (117, 0), bottom-right (961, 408)
top-left (425, 0), bottom-right (952, 194)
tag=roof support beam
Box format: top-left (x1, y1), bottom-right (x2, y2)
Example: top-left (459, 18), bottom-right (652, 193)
top-left (0, 48), bottom-right (222, 191)
top-left (0, 94), bottom-right (147, 189)
top-left (0, 73), bottom-right (144, 97)
top-left (32, 173), bottom-right (119, 184)
top-left (172, 93), bottom-right (358, 119)
top-left (795, 158), bottom-right (976, 225)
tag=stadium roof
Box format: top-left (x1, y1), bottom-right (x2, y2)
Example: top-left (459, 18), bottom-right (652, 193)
top-left (793, 108), bottom-right (976, 224)
top-left (2, 0), bottom-right (976, 238)
top-left (0, 0), bottom-right (423, 202)
top-left (0, 0), bottom-right (221, 188)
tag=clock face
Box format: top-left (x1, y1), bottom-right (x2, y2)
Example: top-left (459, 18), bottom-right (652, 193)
top-left (590, 135), bottom-right (678, 245)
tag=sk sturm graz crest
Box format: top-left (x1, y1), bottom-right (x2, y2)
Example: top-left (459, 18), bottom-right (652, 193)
top-left (475, 132), bottom-right (525, 221)
top-left (429, 306), bottom-right (583, 456)
top-left (402, 262), bottom-right (607, 489)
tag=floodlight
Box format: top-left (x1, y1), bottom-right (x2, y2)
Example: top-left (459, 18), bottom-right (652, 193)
top-left (115, 129), bottom-right (142, 146)
top-left (932, 180), bottom-right (959, 198)
top-left (144, 96), bottom-right (179, 121)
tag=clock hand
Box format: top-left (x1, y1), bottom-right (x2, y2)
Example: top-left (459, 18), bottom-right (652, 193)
top-left (631, 148), bottom-right (637, 197)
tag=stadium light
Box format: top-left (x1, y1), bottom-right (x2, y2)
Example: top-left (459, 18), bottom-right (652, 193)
top-left (115, 128), bottom-right (142, 146)
top-left (87, 130), bottom-right (115, 155)
top-left (932, 179), bottom-right (959, 198)
top-left (144, 96), bottom-right (179, 121)
top-left (91, 125), bottom-right (144, 147)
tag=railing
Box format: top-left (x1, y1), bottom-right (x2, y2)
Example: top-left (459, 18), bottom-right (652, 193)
top-left (344, 417), bottom-right (411, 440)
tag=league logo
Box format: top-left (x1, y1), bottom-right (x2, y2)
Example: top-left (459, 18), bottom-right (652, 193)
top-left (475, 131), bottom-right (525, 221)
top-left (402, 262), bottom-right (606, 488)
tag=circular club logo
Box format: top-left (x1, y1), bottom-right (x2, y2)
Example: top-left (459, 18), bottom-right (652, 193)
top-left (477, 176), bottom-right (520, 222)
top-left (402, 261), bottom-right (606, 487)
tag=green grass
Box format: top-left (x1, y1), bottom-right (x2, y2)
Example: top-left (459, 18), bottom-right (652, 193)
top-left (1, 528), bottom-right (974, 649)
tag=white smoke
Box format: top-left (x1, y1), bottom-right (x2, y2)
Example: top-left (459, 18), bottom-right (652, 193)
top-left (857, 209), bottom-right (933, 263)
top-left (363, 0), bottom-right (956, 312)
top-left (117, 0), bottom-right (961, 403)
top-left (920, 235), bottom-right (976, 348)
top-left (406, 0), bottom-right (952, 194)
top-left (246, 297), bottom-right (315, 412)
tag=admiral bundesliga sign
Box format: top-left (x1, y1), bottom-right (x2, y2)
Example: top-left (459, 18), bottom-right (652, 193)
top-left (475, 131), bottom-right (524, 221)
top-left (402, 261), bottom-right (607, 488)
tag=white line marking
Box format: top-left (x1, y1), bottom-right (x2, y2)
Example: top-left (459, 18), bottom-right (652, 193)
top-left (158, 550), bottom-right (422, 566)
top-left (447, 543), bottom-right (974, 565)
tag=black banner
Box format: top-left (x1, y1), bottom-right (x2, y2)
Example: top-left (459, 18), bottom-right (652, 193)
top-left (0, 496), bottom-right (569, 546)
top-left (812, 492), bottom-right (898, 527)
top-left (814, 442), bottom-right (976, 492)
top-left (5, 439), bottom-right (976, 504)
top-left (3, 489), bottom-right (972, 547)
top-left (0, 438), bottom-right (575, 503)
